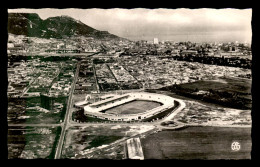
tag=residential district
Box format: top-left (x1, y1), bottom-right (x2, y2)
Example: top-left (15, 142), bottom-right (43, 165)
top-left (7, 34), bottom-right (252, 159)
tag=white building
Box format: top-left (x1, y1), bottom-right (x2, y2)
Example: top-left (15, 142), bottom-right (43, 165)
top-left (127, 138), bottom-right (144, 160)
top-left (153, 38), bottom-right (159, 44)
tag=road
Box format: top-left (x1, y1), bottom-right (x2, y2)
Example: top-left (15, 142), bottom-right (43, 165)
top-left (63, 98), bottom-right (186, 131)
top-left (21, 63), bottom-right (63, 97)
top-left (27, 52), bottom-right (100, 57)
top-left (7, 98), bottom-right (184, 128)
top-left (20, 73), bottom-right (41, 97)
top-left (7, 90), bottom-right (191, 159)
top-left (8, 123), bottom-right (62, 127)
top-left (163, 99), bottom-right (186, 121)
top-left (54, 62), bottom-right (80, 159)
top-left (92, 63), bottom-right (100, 93)
top-left (62, 102), bottom-right (187, 158)
top-left (8, 59), bottom-right (187, 159)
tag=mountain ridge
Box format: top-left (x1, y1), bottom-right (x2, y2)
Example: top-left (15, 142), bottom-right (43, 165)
top-left (8, 13), bottom-right (124, 40)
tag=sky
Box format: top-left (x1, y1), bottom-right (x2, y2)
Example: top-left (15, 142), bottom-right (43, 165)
top-left (8, 8), bottom-right (252, 43)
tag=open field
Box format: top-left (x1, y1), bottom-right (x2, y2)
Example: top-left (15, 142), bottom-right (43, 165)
top-left (86, 143), bottom-right (125, 159)
top-left (8, 110), bottom-right (66, 124)
top-left (61, 125), bottom-right (155, 159)
top-left (8, 126), bottom-right (61, 159)
top-left (174, 100), bottom-right (251, 126)
top-left (141, 126), bottom-right (251, 160)
top-left (148, 90), bottom-right (223, 107)
top-left (159, 76), bottom-right (252, 109)
top-left (61, 125), bottom-right (128, 158)
top-left (103, 100), bottom-right (162, 115)
top-left (8, 98), bottom-right (67, 124)
top-left (154, 90), bottom-right (251, 127)
top-left (180, 77), bottom-right (251, 96)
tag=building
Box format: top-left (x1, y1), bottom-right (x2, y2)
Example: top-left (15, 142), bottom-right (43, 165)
top-left (83, 92), bottom-right (178, 122)
top-left (126, 138), bottom-right (144, 160)
top-left (74, 95), bottom-right (91, 108)
top-left (153, 38), bottom-right (159, 45)
top-left (181, 50), bottom-right (198, 54)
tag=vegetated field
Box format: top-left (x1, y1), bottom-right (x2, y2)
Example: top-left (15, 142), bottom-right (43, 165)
top-left (8, 98), bottom-right (67, 124)
top-left (86, 143), bottom-right (125, 159)
top-left (8, 126), bottom-right (61, 159)
top-left (159, 76), bottom-right (252, 109)
top-left (174, 99), bottom-right (251, 126)
top-left (103, 100), bottom-right (162, 115)
top-left (180, 77), bottom-right (251, 97)
top-left (61, 125), bottom-right (155, 159)
top-left (61, 126), bottom-right (129, 158)
top-left (141, 126), bottom-right (251, 160)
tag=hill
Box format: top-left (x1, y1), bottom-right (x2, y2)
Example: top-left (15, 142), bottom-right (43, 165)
top-left (8, 13), bottom-right (122, 40)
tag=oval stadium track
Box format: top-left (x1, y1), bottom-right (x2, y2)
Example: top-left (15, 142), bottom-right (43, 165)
top-left (83, 92), bottom-right (186, 122)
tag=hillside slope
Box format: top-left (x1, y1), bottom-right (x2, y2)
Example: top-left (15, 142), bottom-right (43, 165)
top-left (8, 13), bottom-right (121, 40)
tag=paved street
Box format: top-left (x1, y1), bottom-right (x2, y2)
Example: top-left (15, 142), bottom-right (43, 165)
top-left (54, 62), bottom-right (80, 159)
top-left (8, 123), bottom-right (62, 127)
top-left (7, 60), bottom-right (186, 159)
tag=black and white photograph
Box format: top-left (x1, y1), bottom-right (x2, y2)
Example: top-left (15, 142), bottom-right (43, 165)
top-left (6, 8), bottom-right (252, 160)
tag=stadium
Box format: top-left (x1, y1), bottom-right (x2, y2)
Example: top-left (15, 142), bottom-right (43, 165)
top-left (83, 92), bottom-right (182, 122)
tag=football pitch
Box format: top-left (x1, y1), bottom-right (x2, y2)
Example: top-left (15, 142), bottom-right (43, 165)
top-left (104, 100), bottom-right (162, 115)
